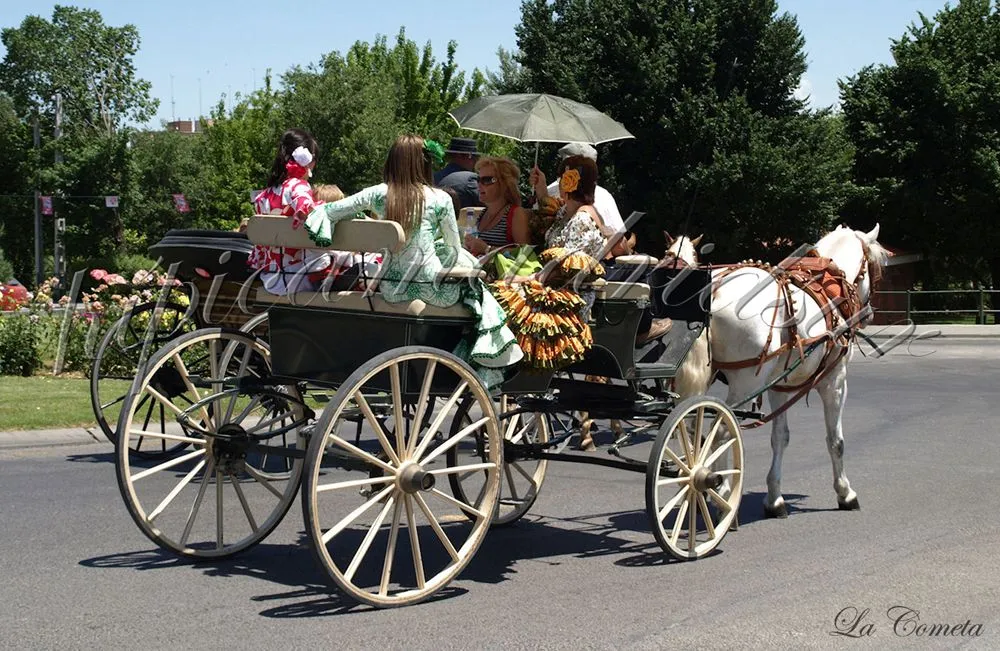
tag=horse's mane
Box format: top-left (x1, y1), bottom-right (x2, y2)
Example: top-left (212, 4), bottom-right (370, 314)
top-left (815, 224), bottom-right (888, 277)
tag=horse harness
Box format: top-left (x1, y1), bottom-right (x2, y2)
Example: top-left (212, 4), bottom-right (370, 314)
top-left (663, 248), bottom-right (876, 427)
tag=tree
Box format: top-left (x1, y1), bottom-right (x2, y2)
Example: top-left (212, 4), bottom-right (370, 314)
top-left (840, 0), bottom-right (1000, 288)
top-left (504, 0), bottom-right (854, 260)
top-left (0, 5), bottom-right (157, 136)
top-left (0, 6), bottom-right (159, 278)
top-left (281, 29), bottom-right (505, 194)
top-left (0, 93), bottom-right (32, 280)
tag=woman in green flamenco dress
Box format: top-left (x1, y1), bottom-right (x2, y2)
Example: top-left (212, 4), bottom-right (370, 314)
top-left (302, 134), bottom-right (522, 390)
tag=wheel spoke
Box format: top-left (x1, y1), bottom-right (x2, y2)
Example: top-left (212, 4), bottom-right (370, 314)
top-left (404, 496), bottom-right (425, 590)
top-left (145, 387), bottom-right (211, 435)
top-left (224, 346), bottom-right (253, 424)
top-left (316, 475), bottom-right (396, 493)
top-left (693, 406), bottom-right (705, 460)
top-left (379, 497), bottom-right (404, 596)
top-left (412, 381), bottom-right (469, 461)
top-left (702, 436), bottom-right (737, 468)
top-left (697, 493), bottom-right (716, 540)
top-left (172, 354), bottom-right (214, 430)
top-left (321, 484), bottom-right (395, 545)
top-left (131, 448), bottom-right (205, 482)
top-left (656, 476), bottom-right (689, 488)
top-left (148, 459), bottom-right (206, 521)
top-left (660, 439), bottom-right (691, 476)
top-left (503, 464), bottom-right (520, 501)
top-left (345, 495), bottom-right (396, 582)
top-left (180, 457), bottom-right (215, 546)
top-left (677, 420), bottom-right (695, 466)
top-left (657, 483), bottom-right (689, 523)
top-left (407, 360), bottom-right (437, 458)
top-left (413, 493), bottom-right (460, 562)
top-left (230, 473), bottom-right (259, 533)
top-left (428, 462), bottom-right (496, 476)
top-left (697, 416), bottom-right (724, 465)
top-left (327, 434), bottom-right (398, 476)
top-left (509, 460), bottom-right (536, 486)
top-left (389, 364), bottom-right (406, 457)
top-left (129, 429), bottom-right (205, 446)
top-left (421, 416), bottom-right (489, 465)
top-left (427, 487), bottom-right (486, 520)
top-left (687, 491), bottom-right (697, 554)
top-left (670, 494), bottom-right (690, 546)
top-left (352, 391), bottom-right (401, 466)
top-left (215, 469), bottom-right (224, 550)
top-left (100, 394), bottom-right (127, 410)
top-left (244, 464), bottom-right (285, 498)
top-left (707, 487), bottom-right (733, 514)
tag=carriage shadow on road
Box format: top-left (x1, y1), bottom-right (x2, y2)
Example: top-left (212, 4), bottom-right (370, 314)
top-left (66, 450), bottom-right (115, 464)
top-left (78, 511), bottom-right (688, 618)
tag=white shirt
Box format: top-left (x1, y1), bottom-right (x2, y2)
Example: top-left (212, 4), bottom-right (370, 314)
top-left (547, 181), bottom-right (625, 232)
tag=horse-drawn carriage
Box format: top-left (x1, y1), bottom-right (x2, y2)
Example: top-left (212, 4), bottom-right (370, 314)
top-left (109, 216), bottom-right (747, 607)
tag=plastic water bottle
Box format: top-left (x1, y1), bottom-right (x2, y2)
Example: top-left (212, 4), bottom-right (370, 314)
top-left (463, 207), bottom-right (481, 238)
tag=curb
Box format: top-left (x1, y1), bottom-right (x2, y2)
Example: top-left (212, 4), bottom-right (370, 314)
top-left (0, 426), bottom-right (106, 450)
top-left (865, 325), bottom-right (1000, 339)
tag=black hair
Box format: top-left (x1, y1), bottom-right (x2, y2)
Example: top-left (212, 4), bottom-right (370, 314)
top-left (265, 128), bottom-right (319, 188)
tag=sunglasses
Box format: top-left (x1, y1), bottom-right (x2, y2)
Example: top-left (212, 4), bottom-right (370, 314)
top-left (476, 175), bottom-right (498, 186)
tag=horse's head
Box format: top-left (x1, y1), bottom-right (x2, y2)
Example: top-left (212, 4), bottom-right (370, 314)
top-left (663, 231), bottom-right (702, 267)
top-left (814, 223), bottom-right (888, 327)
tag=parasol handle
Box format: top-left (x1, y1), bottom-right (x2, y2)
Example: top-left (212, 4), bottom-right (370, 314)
top-left (533, 142), bottom-right (539, 168)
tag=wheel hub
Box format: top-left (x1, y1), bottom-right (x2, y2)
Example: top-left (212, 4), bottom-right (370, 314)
top-left (691, 466), bottom-right (724, 492)
top-left (397, 463), bottom-right (436, 494)
top-left (212, 424), bottom-right (250, 474)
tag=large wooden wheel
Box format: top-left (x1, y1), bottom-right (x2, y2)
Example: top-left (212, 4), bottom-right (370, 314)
top-left (447, 395), bottom-right (549, 526)
top-left (645, 396), bottom-right (743, 560)
top-left (302, 347), bottom-right (500, 608)
top-left (115, 328), bottom-right (305, 559)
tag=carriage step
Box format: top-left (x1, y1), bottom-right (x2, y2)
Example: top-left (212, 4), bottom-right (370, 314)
top-left (631, 362), bottom-right (679, 380)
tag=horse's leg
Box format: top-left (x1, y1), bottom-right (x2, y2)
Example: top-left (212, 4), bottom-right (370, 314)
top-left (817, 362), bottom-right (860, 510)
top-left (764, 389), bottom-right (793, 518)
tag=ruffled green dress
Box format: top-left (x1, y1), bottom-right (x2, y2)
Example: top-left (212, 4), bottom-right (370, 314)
top-left (303, 183), bottom-right (522, 390)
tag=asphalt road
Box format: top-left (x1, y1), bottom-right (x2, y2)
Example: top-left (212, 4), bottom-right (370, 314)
top-left (2, 338), bottom-right (998, 650)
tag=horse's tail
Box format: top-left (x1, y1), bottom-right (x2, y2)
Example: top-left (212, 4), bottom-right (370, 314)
top-left (674, 326), bottom-right (713, 398)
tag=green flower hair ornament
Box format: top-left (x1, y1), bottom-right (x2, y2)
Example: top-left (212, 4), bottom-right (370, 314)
top-left (423, 139), bottom-right (445, 166)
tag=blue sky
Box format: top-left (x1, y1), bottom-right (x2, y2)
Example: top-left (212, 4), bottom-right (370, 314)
top-left (0, 0), bottom-right (955, 125)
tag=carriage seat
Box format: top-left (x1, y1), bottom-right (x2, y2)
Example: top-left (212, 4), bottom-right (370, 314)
top-left (246, 215), bottom-right (481, 319)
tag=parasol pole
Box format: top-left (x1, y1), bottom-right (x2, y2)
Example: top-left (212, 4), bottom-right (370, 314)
top-left (533, 142), bottom-right (539, 168)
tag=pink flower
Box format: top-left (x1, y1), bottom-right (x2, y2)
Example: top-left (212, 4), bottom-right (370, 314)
top-left (132, 270), bottom-right (153, 285)
top-left (90, 269), bottom-right (108, 281)
top-left (105, 274), bottom-right (127, 286)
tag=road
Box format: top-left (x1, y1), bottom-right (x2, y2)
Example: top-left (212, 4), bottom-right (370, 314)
top-left (2, 338), bottom-right (998, 650)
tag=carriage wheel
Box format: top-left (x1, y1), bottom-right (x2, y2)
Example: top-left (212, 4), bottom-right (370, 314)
top-left (115, 328), bottom-right (305, 559)
top-left (447, 395), bottom-right (549, 526)
top-left (302, 347), bottom-right (500, 608)
top-left (645, 396), bottom-right (743, 560)
top-left (90, 301), bottom-right (194, 450)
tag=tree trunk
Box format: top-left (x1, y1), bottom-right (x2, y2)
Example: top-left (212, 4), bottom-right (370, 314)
top-left (989, 257), bottom-right (1000, 324)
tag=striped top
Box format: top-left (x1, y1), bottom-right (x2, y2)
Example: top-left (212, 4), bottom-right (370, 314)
top-left (479, 204), bottom-right (514, 247)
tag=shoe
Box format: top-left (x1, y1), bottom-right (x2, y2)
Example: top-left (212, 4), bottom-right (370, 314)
top-left (636, 318), bottom-right (672, 345)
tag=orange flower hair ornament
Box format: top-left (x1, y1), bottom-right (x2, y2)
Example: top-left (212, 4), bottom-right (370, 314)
top-left (559, 168), bottom-right (580, 194)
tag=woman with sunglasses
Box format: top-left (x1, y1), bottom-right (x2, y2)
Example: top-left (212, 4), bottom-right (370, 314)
top-left (463, 156), bottom-right (531, 256)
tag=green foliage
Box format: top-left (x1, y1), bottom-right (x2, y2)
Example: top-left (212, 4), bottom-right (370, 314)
top-left (840, 0), bottom-right (1000, 286)
top-left (506, 0), bottom-right (853, 260)
top-left (0, 246), bottom-right (13, 282)
top-left (0, 5), bottom-right (157, 135)
top-left (0, 315), bottom-right (42, 376)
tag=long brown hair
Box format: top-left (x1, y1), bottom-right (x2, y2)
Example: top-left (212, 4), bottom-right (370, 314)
top-left (383, 134), bottom-right (433, 235)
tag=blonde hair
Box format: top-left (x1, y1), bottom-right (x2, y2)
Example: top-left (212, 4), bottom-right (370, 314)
top-left (475, 156), bottom-right (521, 207)
top-left (312, 183), bottom-right (344, 203)
top-left (383, 134), bottom-right (433, 236)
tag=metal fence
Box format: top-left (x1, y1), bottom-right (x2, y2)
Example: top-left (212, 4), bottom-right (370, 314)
top-left (874, 289), bottom-right (1000, 323)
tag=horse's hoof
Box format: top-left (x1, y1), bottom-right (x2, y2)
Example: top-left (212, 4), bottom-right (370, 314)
top-left (576, 437), bottom-right (597, 452)
top-left (838, 496), bottom-right (861, 511)
top-left (764, 502), bottom-right (788, 519)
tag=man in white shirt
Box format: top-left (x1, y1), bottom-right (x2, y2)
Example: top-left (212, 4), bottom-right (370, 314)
top-left (545, 142), bottom-right (624, 231)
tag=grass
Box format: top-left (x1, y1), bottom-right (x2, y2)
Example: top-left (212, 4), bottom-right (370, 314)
top-left (0, 374), bottom-right (126, 431)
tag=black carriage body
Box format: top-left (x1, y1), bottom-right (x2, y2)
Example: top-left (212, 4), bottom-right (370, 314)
top-left (267, 303), bottom-right (474, 394)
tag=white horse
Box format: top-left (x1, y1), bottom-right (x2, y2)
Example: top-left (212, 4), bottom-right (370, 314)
top-left (670, 225), bottom-right (888, 518)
